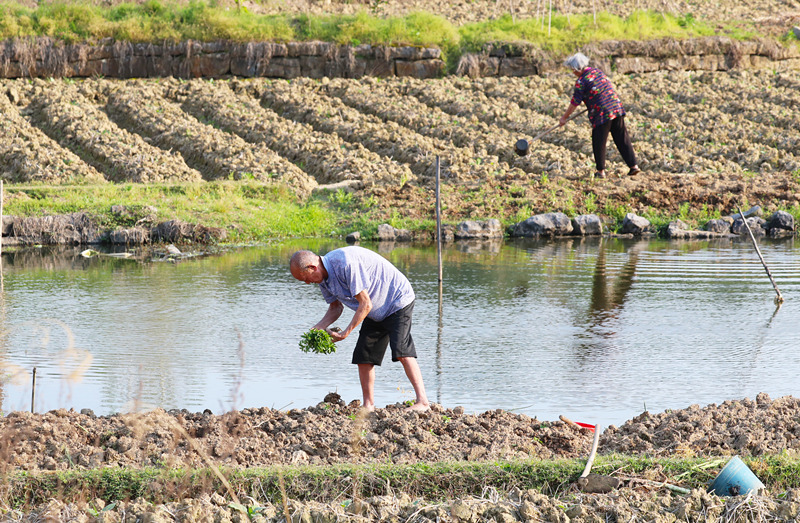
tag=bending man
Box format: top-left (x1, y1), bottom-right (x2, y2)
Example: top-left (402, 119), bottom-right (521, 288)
top-left (290, 246), bottom-right (430, 412)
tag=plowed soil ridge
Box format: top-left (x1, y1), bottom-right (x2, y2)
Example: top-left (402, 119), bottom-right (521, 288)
top-left (3, 393), bottom-right (798, 474)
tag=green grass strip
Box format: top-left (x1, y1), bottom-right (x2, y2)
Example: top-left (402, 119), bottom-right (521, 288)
top-left (3, 455), bottom-right (800, 510)
top-left (0, 0), bottom-right (780, 51)
top-left (5, 181), bottom-right (800, 242)
top-left (4, 181), bottom-right (338, 242)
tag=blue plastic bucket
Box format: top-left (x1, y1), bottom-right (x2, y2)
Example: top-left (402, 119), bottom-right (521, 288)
top-left (707, 456), bottom-right (765, 496)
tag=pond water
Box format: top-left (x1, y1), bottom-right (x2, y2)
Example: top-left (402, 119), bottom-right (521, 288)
top-left (1, 236), bottom-right (798, 428)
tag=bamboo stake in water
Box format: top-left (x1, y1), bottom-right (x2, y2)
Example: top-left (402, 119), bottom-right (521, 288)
top-left (436, 280), bottom-right (443, 404)
top-left (737, 205), bottom-right (784, 304)
top-left (435, 156), bottom-right (442, 283)
top-left (31, 367), bottom-right (36, 413)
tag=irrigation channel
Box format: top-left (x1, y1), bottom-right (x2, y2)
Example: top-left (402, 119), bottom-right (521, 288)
top-left (0, 236), bottom-right (798, 427)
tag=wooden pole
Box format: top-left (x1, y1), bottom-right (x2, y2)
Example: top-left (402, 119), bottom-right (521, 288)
top-left (1, 179), bottom-right (3, 258)
top-left (737, 205), bottom-right (784, 304)
top-left (539, 0), bottom-right (544, 29)
top-left (436, 279), bottom-right (443, 404)
top-left (435, 156), bottom-right (443, 283)
top-left (31, 367), bottom-right (36, 413)
top-left (1, 179), bottom-right (4, 292)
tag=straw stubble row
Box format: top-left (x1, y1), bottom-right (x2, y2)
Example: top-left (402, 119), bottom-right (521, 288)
top-left (322, 77), bottom-right (554, 179)
top-left (167, 79), bottom-right (413, 189)
top-left (27, 84), bottom-right (202, 184)
top-left (359, 76), bottom-right (592, 174)
top-left (0, 91), bottom-right (104, 184)
top-left (256, 78), bottom-right (522, 184)
top-left (103, 79), bottom-right (316, 198)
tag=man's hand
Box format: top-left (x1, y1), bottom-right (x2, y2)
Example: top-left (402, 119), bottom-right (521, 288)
top-left (328, 327), bottom-right (346, 342)
top-left (331, 291), bottom-right (372, 343)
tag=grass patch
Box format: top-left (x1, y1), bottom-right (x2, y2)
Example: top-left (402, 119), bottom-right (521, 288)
top-left (3, 455), bottom-right (800, 510)
top-left (3, 181), bottom-right (338, 242)
top-left (0, 0), bottom-right (297, 43)
top-left (452, 10), bottom-right (720, 54)
top-left (0, 1), bottom-right (458, 46)
top-left (293, 10), bottom-right (459, 50)
top-left (0, 1), bottom-right (770, 55)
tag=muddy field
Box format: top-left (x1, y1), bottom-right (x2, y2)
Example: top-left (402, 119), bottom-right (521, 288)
top-left (3, 71), bottom-right (800, 228)
top-left (4, 393), bottom-right (800, 520)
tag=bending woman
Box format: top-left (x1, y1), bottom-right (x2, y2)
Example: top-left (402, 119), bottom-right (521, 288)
top-left (559, 52), bottom-right (641, 179)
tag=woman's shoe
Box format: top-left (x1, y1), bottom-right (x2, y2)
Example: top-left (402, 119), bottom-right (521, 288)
top-left (593, 171), bottom-right (606, 179)
top-left (627, 166), bottom-right (641, 176)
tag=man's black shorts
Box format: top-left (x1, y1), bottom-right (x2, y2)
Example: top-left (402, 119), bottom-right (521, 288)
top-left (352, 301), bottom-right (416, 365)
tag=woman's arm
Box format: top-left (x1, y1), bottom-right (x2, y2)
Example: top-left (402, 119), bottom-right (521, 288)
top-left (559, 102), bottom-right (579, 126)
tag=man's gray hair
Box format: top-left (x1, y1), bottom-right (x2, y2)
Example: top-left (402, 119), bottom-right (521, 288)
top-left (564, 52), bottom-right (590, 72)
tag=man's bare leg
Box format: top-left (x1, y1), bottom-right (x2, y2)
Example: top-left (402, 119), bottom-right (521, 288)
top-left (398, 357), bottom-right (430, 411)
top-left (358, 363), bottom-right (376, 412)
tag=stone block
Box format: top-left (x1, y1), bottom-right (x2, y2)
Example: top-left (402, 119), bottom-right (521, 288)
top-left (613, 56), bottom-right (661, 74)
top-left (108, 227), bottom-right (150, 244)
top-left (621, 213), bottom-right (651, 235)
top-left (395, 59), bottom-right (445, 78)
top-left (767, 210), bottom-right (794, 231)
top-left (288, 41), bottom-right (331, 57)
top-left (364, 58), bottom-right (394, 77)
top-left (498, 56), bottom-right (539, 76)
top-left (194, 53), bottom-right (230, 77)
top-left (572, 214), bottom-right (603, 235)
top-left (705, 218), bottom-right (731, 234)
top-left (510, 212), bottom-right (573, 237)
top-left (377, 223), bottom-right (411, 241)
top-left (300, 55), bottom-right (328, 78)
top-left (454, 219), bottom-right (503, 239)
top-left (253, 57), bottom-right (301, 78)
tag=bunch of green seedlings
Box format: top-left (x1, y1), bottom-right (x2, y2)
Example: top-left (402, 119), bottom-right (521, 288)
top-left (299, 329), bottom-right (337, 354)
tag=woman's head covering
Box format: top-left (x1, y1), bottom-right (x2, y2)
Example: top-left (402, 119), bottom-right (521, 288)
top-left (564, 53), bottom-right (590, 72)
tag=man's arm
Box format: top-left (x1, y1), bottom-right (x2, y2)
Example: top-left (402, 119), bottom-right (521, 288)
top-left (329, 290), bottom-right (371, 342)
top-left (313, 300), bottom-right (344, 331)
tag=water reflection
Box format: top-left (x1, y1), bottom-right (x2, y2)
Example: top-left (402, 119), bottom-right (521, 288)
top-left (589, 240), bottom-right (641, 327)
top-left (0, 237), bottom-right (798, 427)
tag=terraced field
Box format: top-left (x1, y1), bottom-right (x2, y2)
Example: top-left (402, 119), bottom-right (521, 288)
top-left (2, 71), bottom-right (799, 223)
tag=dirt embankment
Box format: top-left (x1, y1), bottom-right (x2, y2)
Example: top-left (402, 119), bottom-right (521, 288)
top-left (4, 393), bottom-right (800, 521)
top-left (6, 393), bottom-right (799, 473)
